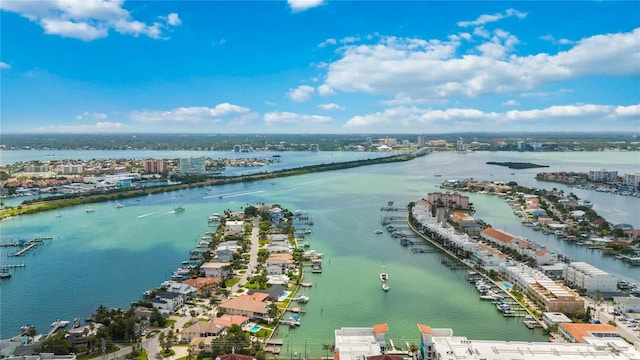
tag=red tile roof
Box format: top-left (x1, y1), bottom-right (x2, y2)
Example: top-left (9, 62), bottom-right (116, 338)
top-left (373, 323), bottom-right (389, 334)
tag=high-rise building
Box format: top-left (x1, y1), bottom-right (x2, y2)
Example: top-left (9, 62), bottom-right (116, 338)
top-left (179, 157), bottom-right (206, 174)
top-left (417, 133), bottom-right (426, 148)
top-left (144, 159), bottom-right (167, 174)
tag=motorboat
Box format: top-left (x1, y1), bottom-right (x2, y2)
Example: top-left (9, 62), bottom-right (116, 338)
top-left (174, 206), bottom-right (185, 213)
top-left (86, 206), bottom-right (95, 213)
top-left (380, 265), bottom-right (388, 282)
top-left (374, 229), bottom-right (383, 234)
top-left (115, 203), bottom-right (124, 208)
top-left (382, 283), bottom-right (390, 292)
top-left (296, 294), bottom-right (310, 303)
top-left (51, 319), bottom-right (69, 328)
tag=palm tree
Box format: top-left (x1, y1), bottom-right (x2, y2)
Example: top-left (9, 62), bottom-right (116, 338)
top-left (322, 343), bottom-right (335, 359)
top-left (408, 343), bottom-right (419, 360)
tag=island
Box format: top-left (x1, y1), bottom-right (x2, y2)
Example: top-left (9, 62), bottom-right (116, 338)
top-left (486, 161), bottom-right (549, 169)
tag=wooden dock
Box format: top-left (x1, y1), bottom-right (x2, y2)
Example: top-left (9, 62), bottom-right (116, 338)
top-left (0, 264), bottom-right (26, 269)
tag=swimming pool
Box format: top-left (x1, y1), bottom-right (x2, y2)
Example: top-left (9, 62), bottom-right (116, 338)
top-left (503, 283), bottom-right (512, 290)
top-left (250, 325), bottom-right (261, 333)
top-left (277, 291), bottom-right (291, 301)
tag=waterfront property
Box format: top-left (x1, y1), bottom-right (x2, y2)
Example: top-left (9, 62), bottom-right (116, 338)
top-left (417, 323), bottom-right (640, 360)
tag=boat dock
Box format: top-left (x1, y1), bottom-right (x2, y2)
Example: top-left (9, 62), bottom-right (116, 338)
top-left (7, 236), bottom-right (54, 257)
top-left (0, 264), bottom-right (26, 269)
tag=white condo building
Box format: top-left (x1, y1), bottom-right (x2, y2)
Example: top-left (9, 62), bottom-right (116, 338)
top-left (417, 323), bottom-right (640, 360)
top-left (563, 262), bottom-right (619, 293)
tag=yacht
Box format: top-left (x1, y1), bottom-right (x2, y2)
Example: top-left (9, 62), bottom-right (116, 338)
top-left (379, 265), bottom-right (389, 282)
top-left (296, 294), bottom-right (310, 303)
top-left (51, 319), bottom-right (69, 328)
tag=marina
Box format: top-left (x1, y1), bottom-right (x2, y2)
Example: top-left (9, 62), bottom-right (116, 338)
top-left (1, 151), bottom-right (638, 354)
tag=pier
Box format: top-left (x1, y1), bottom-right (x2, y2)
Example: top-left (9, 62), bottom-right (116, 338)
top-left (6, 236), bottom-right (54, 257)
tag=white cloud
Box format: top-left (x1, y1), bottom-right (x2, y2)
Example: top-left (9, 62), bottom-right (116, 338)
top-left (502, 99), bottom-right (519, 106)
top-left (541, 34), bottom-right (574, 46)
top-left (318, 38), bottom-right (337, 48)
top-left (264, 111), bottom-right (332, 126)
top-left (288, 0), bottom-right (324, 13)
top-left (343, 103), bottom-right (638, 132)
top-left (167, 13), bottom-right (181, 26)
top-left (0, 0), bottom-right (180, 41)
top-left (33, 121), bottom-right (129, 133)
top-left (457, 8), bottom-right (527, 28)
top-left (614, 104), bottom-right (640, 117)
top-left (76, 112), bottom-right (108, 120)
top-left (0, 62), bottom-right (11, 69)
top-left (130, 103), bottom-right (251, 123)
top-left (318, 28), bottom-right (640, 101)
top-left (287, 85), bottom-right (315, 102)
top-left (318, 103), bottom-right (344, 111)
top-left (317, 84), bottom-right (335, 96)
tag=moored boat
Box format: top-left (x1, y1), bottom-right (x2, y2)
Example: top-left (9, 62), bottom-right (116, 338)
top-left (51, 319), bottom-right (69, 328)
top-left (382, 283), bottom-right (390, 292)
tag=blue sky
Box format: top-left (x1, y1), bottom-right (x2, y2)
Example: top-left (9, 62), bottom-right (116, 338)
top-left (1, 1), bottom-right (639, 134)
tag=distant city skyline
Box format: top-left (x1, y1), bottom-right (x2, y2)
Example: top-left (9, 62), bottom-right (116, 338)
top-left (1, 1), bottom-right (639, 134)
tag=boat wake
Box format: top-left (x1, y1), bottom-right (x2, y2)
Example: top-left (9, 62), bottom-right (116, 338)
top-left (137, 211), bottom-right (165, 219)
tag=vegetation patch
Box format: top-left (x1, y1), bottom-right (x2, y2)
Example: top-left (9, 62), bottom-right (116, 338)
top-left (486, 161), bottom-right (549, 169)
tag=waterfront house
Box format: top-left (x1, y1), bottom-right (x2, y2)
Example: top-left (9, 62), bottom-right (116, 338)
top-left (184, 277), bottom-right (221, 295)
top-left (211, 314), bottom-right (250, 328)
top-left (334, 324), bottom-right (388, 359)
top-left (269, 207), bottom-right (285, 225)
top-left (559, 323), bottom-right (619, 343)
top-left (267, 243), bottom-right (290, 254)
top-left (247, 284), bottom-right (288, 301)
top-left (266, 253), bottom-right (295, 273)
top-left (225, 220), bottom-right (244, 233)
top-left (218, 296), bottom-right (269, 320)
top-left (151, 292), bottom-right (184, 315)
top-left (201, 261), bottom-right (231, 279)
top-left (215, 242), bottom-right (242, 261)
top-left (269, 233), bottom-right (289, 243)
top-left (181, 322), bottom-right (226, 343)
top-left (160, 280), bottom-right (198, 296)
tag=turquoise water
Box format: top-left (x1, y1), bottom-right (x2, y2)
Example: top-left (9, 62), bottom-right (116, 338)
top-left (250, 325), bottom-right (261, 333)
top-left (1, 151), bottom-right (638, 354)
top-left (504, 284), bottom-right (512, 290)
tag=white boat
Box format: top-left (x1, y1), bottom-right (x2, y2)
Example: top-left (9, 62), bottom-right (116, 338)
top-left (382, 283), bottom-right (390, 292)
top-left (374, 230), bottom-right (383, 234)
top-left (51, 319), bottom-right (69, 328)
top-left (115, 203), bottom-right (124, 208)
top-left (85, 206), bottom-right (95, 213)
top-left (380, 265), bottom-right (388, 282)
top-left (296, 294), bottom-right (310, 303)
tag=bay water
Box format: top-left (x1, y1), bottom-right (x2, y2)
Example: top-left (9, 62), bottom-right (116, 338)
top-left (1, 151), bottom-right (638, 355)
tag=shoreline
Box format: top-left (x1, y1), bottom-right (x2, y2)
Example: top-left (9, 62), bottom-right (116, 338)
top-left (0, 153), bottom-right (415, 221)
